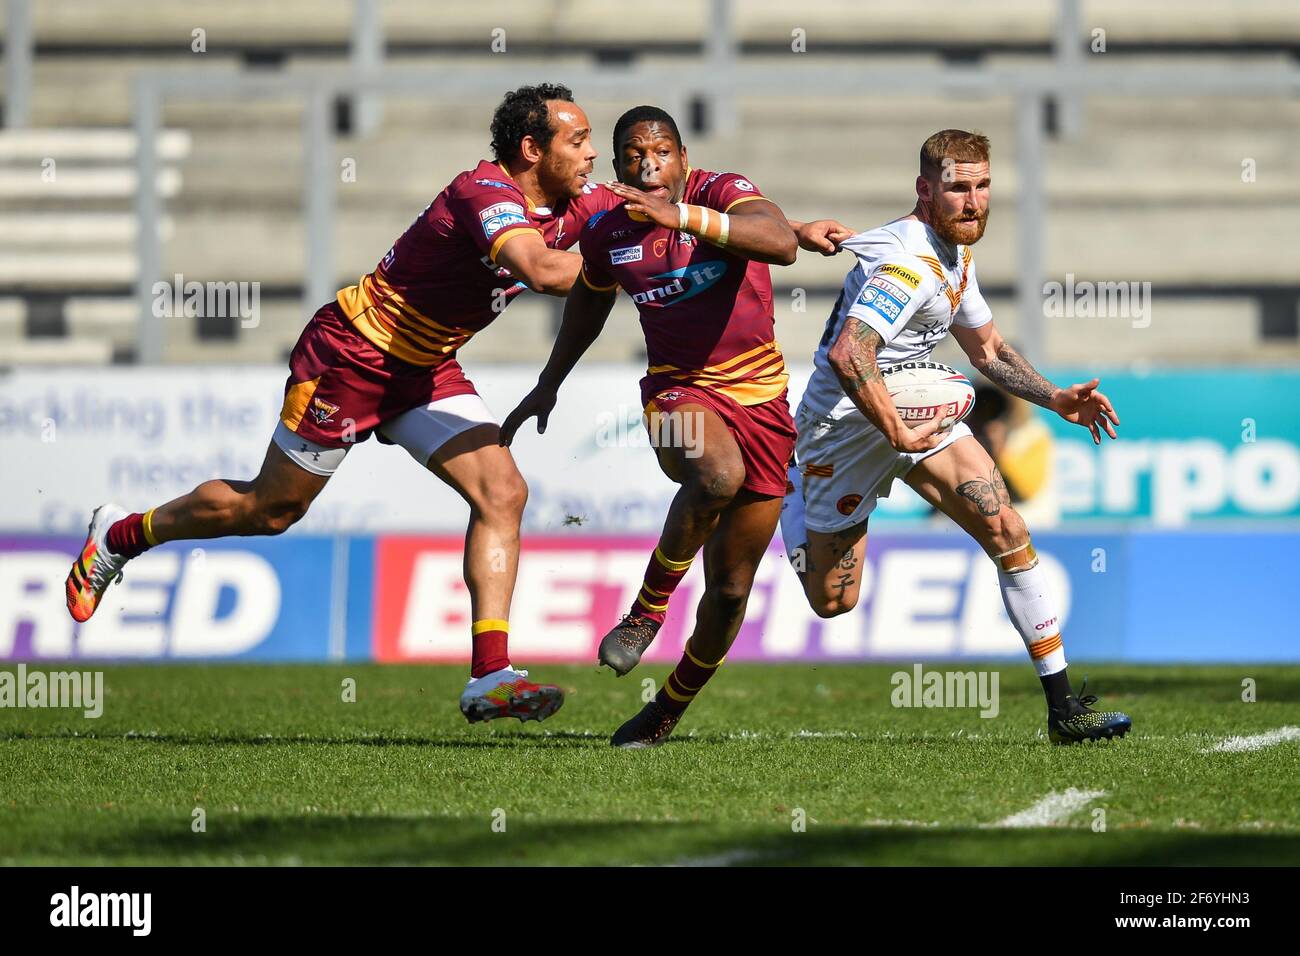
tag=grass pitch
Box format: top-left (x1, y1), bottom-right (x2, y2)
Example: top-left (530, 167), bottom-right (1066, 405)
top-left (2, 662), bottom-right (1298, 865)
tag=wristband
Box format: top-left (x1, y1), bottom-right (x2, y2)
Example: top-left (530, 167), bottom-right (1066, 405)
top-left (675, 203), bottom-right (731, 247)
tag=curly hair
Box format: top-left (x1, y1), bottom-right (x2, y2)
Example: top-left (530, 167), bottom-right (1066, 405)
top-left (490, 83), bottom-right (574, 162)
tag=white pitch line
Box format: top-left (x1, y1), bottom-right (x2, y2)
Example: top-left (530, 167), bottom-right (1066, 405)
top-left (993, 788), bottom-right (1107, 828)
top-left (1205, 726), bottom-right (1300, 753)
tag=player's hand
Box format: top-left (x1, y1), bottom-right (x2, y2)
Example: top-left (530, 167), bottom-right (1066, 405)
top-left (889, 410), bottom-right (953, 453)
top-left (796, 219), bottom-right (855, 255)
top-left (603, 180), bottom-right (680, 229)
top-left (499, 384), bottom-right (558, 447)
top-left (1049, 378), bottom-right (1120, 445)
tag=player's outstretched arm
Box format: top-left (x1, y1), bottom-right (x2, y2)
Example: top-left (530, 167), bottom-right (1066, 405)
top-left (494, 231), bottom-right (583, 296)
top-left (603, 180), bottom-right (797, 265)
top-left (499, 278), bottom-right (618, 445)
top-left (829, 318), bottom-right (950, 453)
top-left (953, 322), bottom-right (1120, 445)
top-left (789, 219), bottom-right (856, 256)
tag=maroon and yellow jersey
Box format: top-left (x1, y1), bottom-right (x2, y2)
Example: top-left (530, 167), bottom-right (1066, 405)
top-left (578, 168), bottom-right (787, 406)
top-left (335, 160), bottom-right (616, 367)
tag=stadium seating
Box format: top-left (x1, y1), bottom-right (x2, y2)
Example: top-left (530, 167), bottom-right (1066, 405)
top-left (1, 1), bottom-right (1297, 367)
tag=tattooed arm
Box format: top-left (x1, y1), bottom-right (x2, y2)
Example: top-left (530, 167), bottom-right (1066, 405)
top-left (953, 321), bottom-right (1122, 445)
top-left (828, 318), bottom-right (950, 453)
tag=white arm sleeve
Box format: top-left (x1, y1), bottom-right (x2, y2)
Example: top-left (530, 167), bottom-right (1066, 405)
top-left (845, 256), bottom-right (937, 345)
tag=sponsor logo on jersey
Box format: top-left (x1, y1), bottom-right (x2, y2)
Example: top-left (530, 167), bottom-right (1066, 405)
top-left (474, 178), bottom-right (513, 190)
top-left (733, 178), bottom-right (755, 192)
top-left (866, 274), bottom-right (912, 304)
top-left (610, 244), bottom-right (644, 265)
top-left (856, 286), bottom-right (906, 323)
top-left (703, 172), bottom-right (722, 187)
top-left (631, 262), bottom-right (727, 306)
top-left (656, 390), bottom-right (685, 402)
top-left (837, 493), bottom-right (864, 516)
top-left (479, 201), bottom-right (528, 238)
top-left (655, 233), bottom-right (694, 256)
top-left (610, 228), bottom-right (635, 240)
top-left (310, 397), bottom-right (340, 425)
top-left (803, 463), bottom-right (835, 478)
top-left (587, 209), bottom-right (609, 229)
top-left (879, 263), bottom-right (922, 288)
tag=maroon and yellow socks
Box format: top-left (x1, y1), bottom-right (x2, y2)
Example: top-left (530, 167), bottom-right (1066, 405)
top-left (655, 640), bottom-right (723, 716)
top-left (471, 619), bottom-right (510, 678)
top-left (106, 509), bottom-right (158, 560)
top-left (632, 545), bottom-right (695, 626)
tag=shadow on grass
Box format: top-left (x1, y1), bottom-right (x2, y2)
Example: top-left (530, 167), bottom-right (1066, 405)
top-left (0, 727), bottom-right (1057, 751)
top-left (20, 814), bottom-right (1300, 867)
top-left (0, 729), bottom-right (609, 750)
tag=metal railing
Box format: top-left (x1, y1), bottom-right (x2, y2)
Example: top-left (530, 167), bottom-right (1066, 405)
top-left (4, 0), bottom-right (1298, 362)
top-left (129, 60), bottom-right (1300, 364)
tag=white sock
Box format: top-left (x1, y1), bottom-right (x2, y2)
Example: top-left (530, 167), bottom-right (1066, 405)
top-left (779, 463), bottom-right (807, 569)
top-left (997, 557), bottom-right (1067, 676)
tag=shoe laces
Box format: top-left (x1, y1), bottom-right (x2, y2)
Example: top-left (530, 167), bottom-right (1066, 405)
top-left (1075, 675), bottom-right (1099, 708)
top-left (89, 551), bottom-right (126, 593)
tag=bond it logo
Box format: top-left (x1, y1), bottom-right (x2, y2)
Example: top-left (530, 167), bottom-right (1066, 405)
top-left (631, 261), bottom-right (727, 306)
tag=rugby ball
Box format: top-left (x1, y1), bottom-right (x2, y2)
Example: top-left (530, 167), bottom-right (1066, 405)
top-left (882, 361), bottom-right (976, 430)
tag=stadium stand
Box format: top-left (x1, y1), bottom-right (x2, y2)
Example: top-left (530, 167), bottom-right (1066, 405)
top-left (1, 0), bottom-right (1297, 367)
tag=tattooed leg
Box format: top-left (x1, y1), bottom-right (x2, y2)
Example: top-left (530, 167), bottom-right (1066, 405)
top-left (902, 436), bottom-right (1028, 555)
top-left (955, 466), bottom-right (1012, 517)
top-left (803, 520), bottom-right (868, 617)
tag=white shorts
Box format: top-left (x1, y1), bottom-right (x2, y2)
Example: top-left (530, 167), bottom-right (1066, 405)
top-left (273, 392), bottom-right (499, 477)
top-left (795, 403), bottom-right (972, 533)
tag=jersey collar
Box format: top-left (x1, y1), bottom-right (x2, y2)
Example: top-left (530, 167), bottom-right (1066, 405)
top-left (495, 160), bottom-right (542, 212)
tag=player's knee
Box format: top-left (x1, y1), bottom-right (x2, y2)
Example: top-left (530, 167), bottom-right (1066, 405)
top-left (475, 471), bottom-right (529, 522)
top-left (253, 496), bottom-right (311, 536)
top-left (810, 589), bottom-right (858, 618)
top-left (707, 579), bottom-right (752, 620)
top-left (684, 466), bottom-right (743, 511)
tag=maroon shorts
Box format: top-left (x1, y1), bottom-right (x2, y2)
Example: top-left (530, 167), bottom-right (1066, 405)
top-left (280, 302), bottom-right (478, 449)
top-left (640, 377), bottom-right (797, 498)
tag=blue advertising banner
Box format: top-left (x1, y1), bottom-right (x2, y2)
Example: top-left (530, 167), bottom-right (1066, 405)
top-left (0, 536), bottom-right (341, 661)
top-left (3, 531), bottom-right (1296, 664)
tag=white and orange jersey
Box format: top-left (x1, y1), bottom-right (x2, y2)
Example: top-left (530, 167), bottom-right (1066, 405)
top-left (802, 218), bottom-right (992, 419)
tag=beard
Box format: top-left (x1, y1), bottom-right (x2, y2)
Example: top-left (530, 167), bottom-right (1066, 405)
top-left (930, 205), bottom-right (988, 246)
